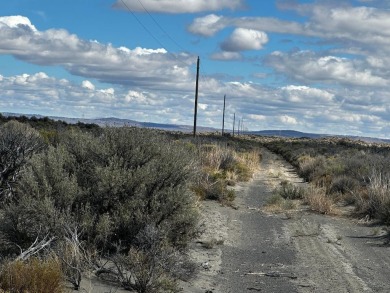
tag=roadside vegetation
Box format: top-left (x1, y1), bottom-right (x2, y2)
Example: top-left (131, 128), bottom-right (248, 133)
top-left (0, 117), bottom-right (261, 293)
top-left (9, 114), bottom-right (390, 290)
top-left (189, 136), bottom-right (261, 204)
top-left (261, 136), bottom-right (390, 222)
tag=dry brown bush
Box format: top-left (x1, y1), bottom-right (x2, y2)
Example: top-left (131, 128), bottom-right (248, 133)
top-left (355, 171), bottom-right (390, 223)
top-left (192, 142), bottom-right (260, 203)
top-left (304, 187), bottom-right (336, 215)
top-left (263, 193), bottom-right (298, 214)
top-left (0, 257), bottom-right (64, 293)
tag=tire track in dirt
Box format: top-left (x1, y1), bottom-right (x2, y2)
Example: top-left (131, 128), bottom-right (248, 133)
top-left (286, 219), bottom-right (371, 292)
top-left (265, 147), bottom-right (390, 293)
top-left (182, 147), bottom-right (390, 293)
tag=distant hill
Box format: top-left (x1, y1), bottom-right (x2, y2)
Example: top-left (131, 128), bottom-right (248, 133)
top-left (248, 129), bottom-right (390, 144)
top-left (248, 130), bottom-right (324, 139)
top-left (2, 112), bottom-right (389, 143)
top-left (86, 117), bottom-right (217, 132)
top-left (1, 113), bottom-right (217, 133)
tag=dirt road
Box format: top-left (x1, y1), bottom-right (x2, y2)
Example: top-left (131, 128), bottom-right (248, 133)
top-left (182, 148), bottom-right (390, 293)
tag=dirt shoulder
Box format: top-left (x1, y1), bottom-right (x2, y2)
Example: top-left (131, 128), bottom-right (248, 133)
top-left (182, 147), bottom-right (390, 293)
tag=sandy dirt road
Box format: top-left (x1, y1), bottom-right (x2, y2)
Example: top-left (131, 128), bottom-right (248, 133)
top-left (182, 148), bottom-right (390, 293)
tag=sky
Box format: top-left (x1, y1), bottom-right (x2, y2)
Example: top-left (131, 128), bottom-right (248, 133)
top-left (1, 0), bottom-right (390, 137)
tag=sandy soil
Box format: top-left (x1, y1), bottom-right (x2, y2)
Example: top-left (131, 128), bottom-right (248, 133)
top-left (72, 147), bottom-right (390, 292)
top-left (181, 147), bottom-right (390, 293)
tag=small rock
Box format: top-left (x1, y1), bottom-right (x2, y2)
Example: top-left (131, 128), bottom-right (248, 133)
top-left (202, 262), bottom-right (211, 270)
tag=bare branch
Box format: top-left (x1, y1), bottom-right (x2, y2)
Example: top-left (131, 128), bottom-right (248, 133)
top-left (16, 234), bottom-right (56, 261)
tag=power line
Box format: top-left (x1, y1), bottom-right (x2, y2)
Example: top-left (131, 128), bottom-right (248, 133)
top-left (119, 0), bottom-right (220, 89)
top-left (119, 0), bottom-right (166, 50)
top-left (118, 0), bottom-right (218, 81)
top-left (134, 0), bottom-right (187, 52)
top-left (119, 0), bottom-right (195, 69)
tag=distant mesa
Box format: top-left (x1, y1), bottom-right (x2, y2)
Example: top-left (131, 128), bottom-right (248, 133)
top-left (248, 130), bottom-right (323, 139)
top-left (2, 112), bottom-right (389, 143)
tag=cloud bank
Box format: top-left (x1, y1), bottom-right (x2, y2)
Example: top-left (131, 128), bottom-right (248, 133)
top-left (0, 16), bottom-right (194, 91)
top-left (3, 0), bottom-right (390, 138)
top-left (113, 0), bottom-right (244, 14)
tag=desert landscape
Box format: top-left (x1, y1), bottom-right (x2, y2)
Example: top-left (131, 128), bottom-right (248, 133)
top-left (0, 116), bottom-right (389, 292)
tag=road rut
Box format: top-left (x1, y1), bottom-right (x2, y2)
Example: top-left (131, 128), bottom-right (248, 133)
top-left (182, 147), bottom-right (390, 293)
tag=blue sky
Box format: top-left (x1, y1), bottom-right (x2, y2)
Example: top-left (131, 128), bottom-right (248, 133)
top-left (1, 0), bottom-right (390, 137)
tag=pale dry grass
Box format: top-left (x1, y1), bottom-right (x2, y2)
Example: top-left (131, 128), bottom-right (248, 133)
top-left (355, 171), bottom-right (390, 223)
top-left (237, 149), bottom-right (261, 173)
top-left (193, 143), bottom-right (261, 202)
top-left (304, 187), bottom-right (338, 215)
top-left (199, 144), bottom-right (261, 178)
top-left (200, 144), bottom-right (235, 173)
top-left (263, 194), bottom-right (298, 214)
top-left (0, 257), bottom-right (65, 293)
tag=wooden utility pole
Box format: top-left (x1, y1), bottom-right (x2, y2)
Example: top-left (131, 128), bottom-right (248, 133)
top-left (238, 119), bottom-right (241, 136)
top-left (222, 95), bottom-right (226, 136)
top-left (241, 118), bottom-right (244, 135)
top-left (193, 56), bottom-right (200, 137)
top-left (233, 113), bottom-right (236, 137)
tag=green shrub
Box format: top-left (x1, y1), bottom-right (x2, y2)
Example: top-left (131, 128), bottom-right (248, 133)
top-left (266, 193), bottom-right (284, 206)
top-left (3, 126), bottom-right (199, 253)
top-left (0, 121), bottom-right (44, 203)
top-left (0, 127), bottom-right (200, 291)
top-left (98, 225), bottom-right (194, 293)
top-left (278, 181), bottom-right (304, 200)
top-left (1, 129), bottom-right (270, 291)
top-left (329, 175), bottom-right (360, 195)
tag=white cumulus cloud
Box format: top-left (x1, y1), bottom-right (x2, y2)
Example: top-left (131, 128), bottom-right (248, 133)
top-left (280, 115), bottom-right (298, 125)
top-left (266, 51), bottom-right (388, 87)
top-left (187, 14), bottom-right (226, 37)
top-left (221, 28), bottom-right (268, 52)
top-left (113, 0), bottom-right (244, 13)
top-left (0, 15), bottom-right (37, 31)
top-left (248, 114), bottom-right (266, 121)
top-left (211, 51), bottom-right (242, 60)
top-left (82, 80), bottom-right (95, 90)
top-left (0, 16), bottom-right (195, 91)
top-left (282, 85), bottom-right (335, 103)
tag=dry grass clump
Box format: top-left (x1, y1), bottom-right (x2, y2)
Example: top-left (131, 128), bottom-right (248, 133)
top-left (263, 194), bottom-right (298, 213)
top-left (355, 172), bottom-right (390, 224)
top-left (278, 180), bottom-right (305, 200)
top-left (235, 149), bottom-right (261, 181)
top-left (304, 187), bottom-right (336, 215)
top-left (199, 144), bottom-right (261, 182)
top-left (264, 182), bottom-right (336, 216)
top-left (0, 257), bottom-right (64, 293)
top-left (263, 183), bottom-right (299, 213)
top-left (192, 174), bottom-right (235, 203)
top-left (193, 143), bottom-right (261, 203)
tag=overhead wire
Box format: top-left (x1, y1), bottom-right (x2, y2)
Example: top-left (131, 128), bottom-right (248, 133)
top-left (119, 0), bottom-right (217, 128)
top-left (119, 0), bottom-right (166, 50)
top-left (119, 0), bottom-right (194, 69)
top-left (134, 0), bottom-right (188, 52)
